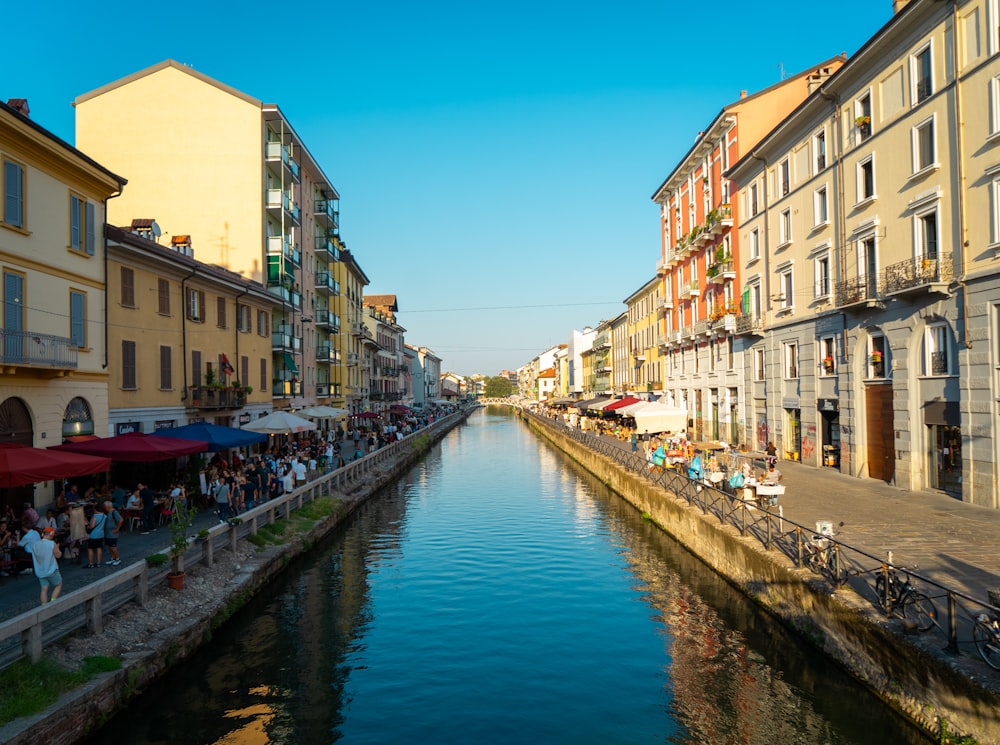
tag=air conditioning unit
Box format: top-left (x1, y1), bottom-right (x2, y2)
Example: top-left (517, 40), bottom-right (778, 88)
top-left (316, 384), bottom-right (329, 396)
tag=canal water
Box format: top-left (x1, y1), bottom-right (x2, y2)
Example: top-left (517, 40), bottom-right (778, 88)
top-left (89, 408), bottom-right (927, 744)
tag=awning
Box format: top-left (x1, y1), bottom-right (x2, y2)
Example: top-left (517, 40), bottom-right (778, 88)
top-left (574, 397), bottom-right (603, 410)
top-left (586, 398), bottom-right (614, 411)
top-left (603, 396), bottom-right (641, 411)
top-left (282, 352), bottom-right (298, 375)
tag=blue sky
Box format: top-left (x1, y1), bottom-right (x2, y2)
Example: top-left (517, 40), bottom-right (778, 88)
top-left (7, 0), bottom-right (891, 375)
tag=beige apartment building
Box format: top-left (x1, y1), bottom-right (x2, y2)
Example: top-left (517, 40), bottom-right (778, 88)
top-left (0, 99), bottom-right (125, 505)
top-left (73, 60), bottom-right (351, 414)
top-left (362, 295), bottom-right (405, 415)
top-left (727, 0), bottom-right (1000, 506)
top-left (651, 57), bottom-right (844, 447)
top-left (104, 225), bottom-right (277, 435)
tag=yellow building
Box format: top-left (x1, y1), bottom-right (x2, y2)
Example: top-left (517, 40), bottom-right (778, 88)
top-left (339, 249), bottom-right (370, 414)
top-left (623, 277), bottom-right (663, 400)
top-left (105, 225), bottom-right (278, 434)
top-left (74, 60), bottom-right (349, 412)
top-left (0, 98), bottom-right (125, 505)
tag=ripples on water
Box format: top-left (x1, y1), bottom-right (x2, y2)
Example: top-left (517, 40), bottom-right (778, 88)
top-left (89, 409), bottom-right (927, 745)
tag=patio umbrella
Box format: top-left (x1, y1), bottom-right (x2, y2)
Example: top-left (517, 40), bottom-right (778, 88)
top-left (241, 410), bottom-right (317, 434)
top-left (0, 443), bottom-right (112, 488)
top-left (298, 406), bottom-right (349, 418)
top-left (50, 431), bottom-right (209, 462)
top-left (603, 396), bottom-right (642, 412)
top-left (152, 422), bottom-right (268, 452)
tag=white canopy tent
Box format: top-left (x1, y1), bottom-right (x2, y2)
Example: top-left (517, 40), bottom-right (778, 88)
top-left (630, 404), bottom-right (689, 435)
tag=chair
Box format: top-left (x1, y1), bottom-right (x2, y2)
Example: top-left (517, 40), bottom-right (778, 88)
top-left (158, 498), bottom-right (175, 526)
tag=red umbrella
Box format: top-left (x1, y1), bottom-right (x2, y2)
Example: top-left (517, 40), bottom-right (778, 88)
top-left (0, 443), bottom-right (111, 488)
top-left (50, 431), bottom-right (208, 462)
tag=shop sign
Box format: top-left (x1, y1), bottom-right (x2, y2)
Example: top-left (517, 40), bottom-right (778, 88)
top-left (817, 398), bottom-right (839, 413)
top-left (782, 397), bottom-right (799, 410)
top-left (115, 421), bottom-right (141, 435)
top-left (239, 413), bottom-right (251, 425)
top-left (153, 420), bottom-right (175, 430)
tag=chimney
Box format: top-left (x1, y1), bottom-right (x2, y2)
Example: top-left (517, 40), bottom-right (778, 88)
top-left (170, 235), bottom-right (194, 258)
top-left (739, 90), bottom-right (748, 99)
top-left (130, 219), bottom-right (162, 242)
top-left (5, 99), bottom-right (29, 118)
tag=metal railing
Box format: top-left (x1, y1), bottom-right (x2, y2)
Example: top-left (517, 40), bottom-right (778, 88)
top-left (0, 330), bottom-right (79, 368)
top-left (0, 409), bottom-right (467, 670)
top-left (522, 408), bottom-right (999, 659)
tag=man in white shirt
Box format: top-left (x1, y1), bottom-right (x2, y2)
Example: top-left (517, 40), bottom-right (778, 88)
top-left (27, 527), bottom-right (62, 604)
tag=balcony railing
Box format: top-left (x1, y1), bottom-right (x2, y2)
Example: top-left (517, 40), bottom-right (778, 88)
top-left (881, 253), bottom-right (952, 295)
top-left (271, 331), bottom-right (302, 352)
top-left (314, 199), bottom-right (339, 228)
top-left (187, 386), bottom-right (247, 410)
top-left (316, 343), bottom-right (339, 364)
top-left (735, 313), bottom-right (763, 335)
top-left (313, 234), bottom-right (341, 262)
top-left (835, 274), bottom-right (880, 307)
top-left (0, 331), bottom-right (78, 369)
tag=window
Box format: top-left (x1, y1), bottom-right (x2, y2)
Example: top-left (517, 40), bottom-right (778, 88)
top-left (820, 335), bottom-right (836, 376)
top-left (925, 322), bottom-right (950, 375)
top-left (855, 92), bottom-right (873, 142)
top-left (122, 340), bottom-right (136, 390)
top-left (727, 336), bottom-right (734, 370)
top-left (779, 208), bottom-right (792, 246)
top-left (857, 156), bottom-right (875, 202)
top-left (749, 227), bottom-right (760, 260)
top-left (159, 345), bottom-right (172, 390)
top-left (257, 310), bottom-right (270, 337)
top-left (814, 130), bottom-right (827, 172)
top-left (192, 350), bottom-right (202, 387)
top-left (912, 116), bottom-right (936, 173)
top-left (157, 278), bottom-right (170, 315)
top-left (869, 334), bottom-right (887, 379)
top-left (216, 296), bottom-right (227, 328)
top-left (814, 185), bottom-right (829, 226)
top-left (241, 355), bottom-right (249, 385)
top-left (2, 159), bottom-right (25, 229)
top-left (991, 73), bottom-right (1000, 138)
top-left (916, 207), bottom-right (939, 258)
top-left (749, 182), bottom-right (759, 216)
top-left (779, 268), bottom-right (794, 311)
top-left (69, 290), bottom-right (86, 348)
top-left (913, 44), bottom-right (933, 104)
top-left (237, 303), bottom-right (251, 332)
top-left (187, 289), bottom-right (205, 322)
top-left (778, 158), bottom-right (790, 196)
top-left (120, 267), bottom-right (135, 307)
top-left (784, 342), bottom-right (799, 379)
top-left (814, 252), bottom-right (831, 298)
top-left (69, 195), bottom-right (95, 255)
top-left (260, 358), bottom-right (268, 391)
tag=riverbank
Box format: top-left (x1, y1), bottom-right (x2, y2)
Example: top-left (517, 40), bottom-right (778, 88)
top-left (0, 407), bottom-right (474, 745)
top-left (518, 408), bottom-right (1000, 745)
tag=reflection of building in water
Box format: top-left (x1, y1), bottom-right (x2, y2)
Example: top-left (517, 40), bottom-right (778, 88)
top-left (618, 521), bottom-right (843, 743)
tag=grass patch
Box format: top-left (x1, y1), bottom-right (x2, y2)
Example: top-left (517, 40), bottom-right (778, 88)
top-left (247, 533), bottom-right (268, 547)
top-left (297, 497), bottom-right (339, 521)
top-left (0, 655), bottom-right (121, 725)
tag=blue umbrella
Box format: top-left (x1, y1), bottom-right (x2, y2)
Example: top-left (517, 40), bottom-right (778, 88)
top-left (152, 422), bottom-right (268, 452)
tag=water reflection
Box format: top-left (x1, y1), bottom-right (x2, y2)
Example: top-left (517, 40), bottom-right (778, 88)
top-left (88, 410), bottom-right (925, 745)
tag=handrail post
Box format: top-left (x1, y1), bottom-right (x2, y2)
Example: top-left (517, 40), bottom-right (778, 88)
top-left (947, 592), bottom-right (959, 654)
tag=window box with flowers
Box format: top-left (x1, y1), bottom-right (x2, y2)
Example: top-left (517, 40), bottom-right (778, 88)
top-left (870, 350), bottom-right (885, 376)
top-left (855, 115), bottom-right (871, 128)
top-left (822, 356), bottom-right (835, 374)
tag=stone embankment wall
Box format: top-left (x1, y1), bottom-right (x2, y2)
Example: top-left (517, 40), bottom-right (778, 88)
top-left (0, 410), bottom-right (472, 745)
top-left (523, 412), bottom-right (1000, 745)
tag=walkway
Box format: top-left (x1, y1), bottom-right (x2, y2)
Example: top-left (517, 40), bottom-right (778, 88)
top-left (593, 431), bottom-right (1000, 604)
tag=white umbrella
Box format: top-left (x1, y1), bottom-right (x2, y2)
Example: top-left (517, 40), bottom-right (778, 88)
top-left (298, 405), bottom-right (349, 418)
top-left (241, 410), bottom-right (317, 434)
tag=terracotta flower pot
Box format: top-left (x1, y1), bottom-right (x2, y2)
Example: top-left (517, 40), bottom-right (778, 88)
top-left (166, 571), bottom-right (185, 591)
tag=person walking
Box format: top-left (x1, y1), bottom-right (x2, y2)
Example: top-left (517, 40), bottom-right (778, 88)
top-left (103, 501), bottom-right (123, 566)
top-left (215, 477), bottom-right (232, 523)
top-left (26, 527), bottom-right (62, 604)
top-left (139, 482), bottom-right (157, 535)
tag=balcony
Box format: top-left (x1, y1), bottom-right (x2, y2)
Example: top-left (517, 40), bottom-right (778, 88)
top-left (314, 308), bottom-right (338, 330)
top-left (656, 256), bottom-right (668, 276)
top-left (187, 386), bottom-right (246, 410)
top-left (735, 313), bottom-right (764, 335)
top-left (686, 281), bottom-right (700, 298)
top-left (267, 234), bottom-right (300, 267)
top-left (835, 274), bottom-right (882, 310)
top-left (314, 233), bottom-right (341, 262)
top-left (314, 199), bottom-right (339, 229)
top-left (693, 319), bottom-right (711, 337)
top-left (271, 329), bottom-right (302, 353)
top-left (316, 343), bottom-right (339, 364)
top-left (315, 271), bottom-right (340, 296)
top-left (881, 253), bottom-right (952, 297)
top-left (265, 188), bottom-right (300, 226)
top-left (0, 330), bottom-right (78, 371)
top-left (267, 284), bottom-right (302, 309)
top-left (659, 296), bottom-right (674, 311)
top-left (265, 142), bottom-right (300, 182)
top-left (706, 260), bottom-right (735, 285)
top-left (271, 380), bottom-right (303, 399)
top-left (346, 353), bottom-right (359, 366)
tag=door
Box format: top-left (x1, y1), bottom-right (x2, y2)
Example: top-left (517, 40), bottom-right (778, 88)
top-left (3, 272), bottom-right (23, 363)
top-left (865, 383), bottom-right (894, 481)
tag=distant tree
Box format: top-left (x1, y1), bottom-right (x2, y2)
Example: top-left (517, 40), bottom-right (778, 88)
top-left (484, 376), bottom-right (513, 398)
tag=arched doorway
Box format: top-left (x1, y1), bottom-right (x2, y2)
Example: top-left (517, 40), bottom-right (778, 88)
top-left (0, 397), bottom-right (35, 512)
top-left (61, 397), bottom-right (94, 440)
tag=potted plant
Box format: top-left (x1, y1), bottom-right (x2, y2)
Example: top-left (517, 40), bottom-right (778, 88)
top-left (823, 356), bottom-right (835, 373)
top-left (855, 115), bottom-right (871, 128)
top-left (870, 351), bottom-right (883, 364)
top-left (167, 500), bottom-right (193, 590)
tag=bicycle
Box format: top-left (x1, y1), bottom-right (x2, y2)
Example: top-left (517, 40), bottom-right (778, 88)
top-left (972, 588), bottom-right (1000, 670)
top-left (802, 531), bottom-right (848, 585)
top-left (874, 552), bottom-right (937, 632)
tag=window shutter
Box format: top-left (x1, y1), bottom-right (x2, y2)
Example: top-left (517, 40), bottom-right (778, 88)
top-left (122, 340), bottom-right (136, 389)
top-left (121, 267), bottom-right (135, 307)
top-left (192, 350), bottom-right (202, 387)
top-left (160, 345), bottom-right (172, 390)
top-left (217, 296), bottom-right (226, 328)
top-left (85, 201), bottom-right (95, 255)
top-left (70, 195), bottom-right (81, 249)
top-left (158, 278), bottom-right (170, 314)
top-left (70, 291), bottom-right (86, 347)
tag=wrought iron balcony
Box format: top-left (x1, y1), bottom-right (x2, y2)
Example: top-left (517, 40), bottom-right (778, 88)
top-left (835, 275), bottom-right (881, 309)
top-left (881, 253), bottom-right (952, 296)
top-left (735, 313), bottom-right (763, 335)
top-left (0, 331), bottom-right (78, 370)
top-left (187, 386), bottom-right (247, 410)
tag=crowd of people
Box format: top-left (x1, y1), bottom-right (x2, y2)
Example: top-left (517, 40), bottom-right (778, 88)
top-left (2, 407), bottom-right (459, 606)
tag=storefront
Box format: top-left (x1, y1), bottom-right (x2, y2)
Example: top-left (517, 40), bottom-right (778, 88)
top-left (818, 398), bottom-right (841, 470)
top-left (924, 401), bottom-right (961, 495)
top-left (784, 406), bottom-right (801, 461)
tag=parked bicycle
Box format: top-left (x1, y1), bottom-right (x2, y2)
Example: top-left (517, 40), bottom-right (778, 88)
top-left (802, 529), bottom-right (848, 585)
top-left (874, 552), bottom-right (937, 632)
top-left (972, 588), bottom-right (1000, 670)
